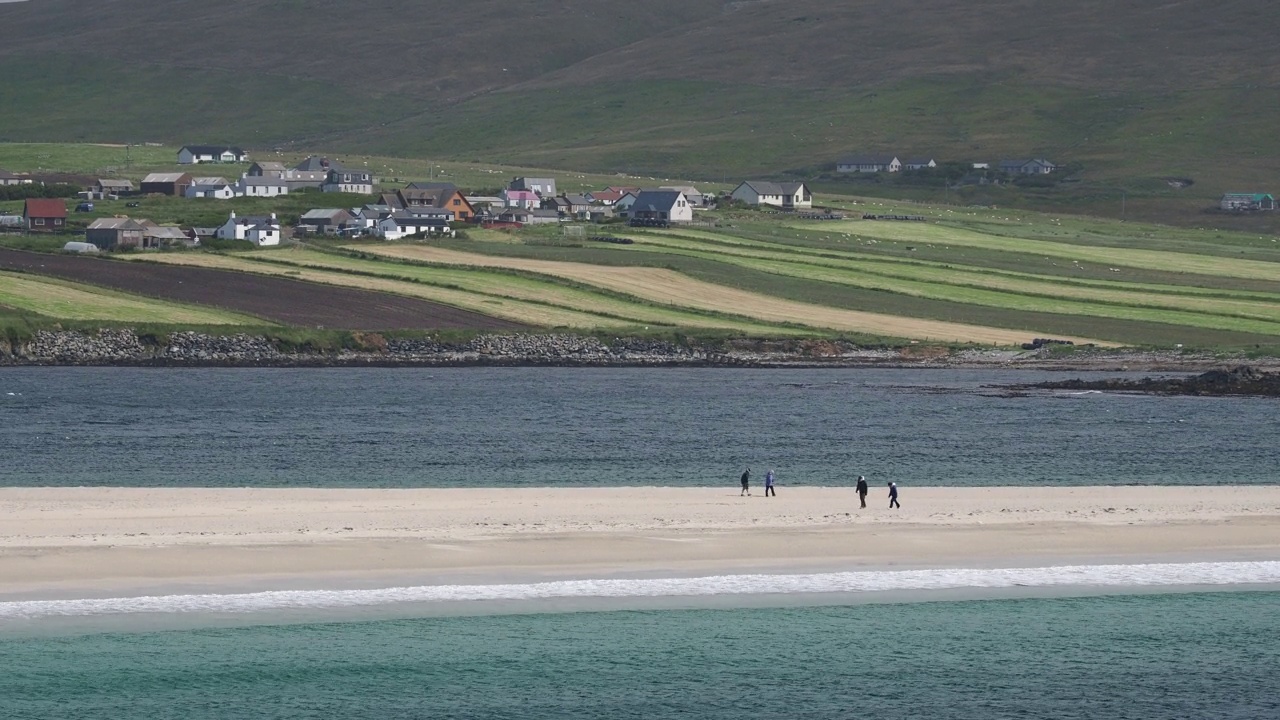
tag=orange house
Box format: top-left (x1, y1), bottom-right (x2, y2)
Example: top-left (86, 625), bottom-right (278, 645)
top-left (398, 183), bottom-right (475, 222)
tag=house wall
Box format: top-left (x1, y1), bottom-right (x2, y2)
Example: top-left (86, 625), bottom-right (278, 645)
top-left (785, 189), bottom-right (813, 209)
top-left (324, 182), bottom-right (373, 194)
top-left (670, 199), bottom-right (693, 223)
top-left (85, 228), bottom-right (140, 249)
top-left (26, 216), bottom-right (66, 232)
top-left (241, 183), bottom-right (287, 197)
top-left (730, 185), bottom-right (760, 205)
top-left (248, 229), bottom-right (280, 246)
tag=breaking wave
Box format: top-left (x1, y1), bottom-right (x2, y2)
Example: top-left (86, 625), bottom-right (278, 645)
top-left (4, 561), bottom-right (1278, 620)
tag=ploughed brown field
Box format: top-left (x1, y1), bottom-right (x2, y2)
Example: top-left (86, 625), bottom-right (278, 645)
top-left (0, 249), bottom-right (527, 331)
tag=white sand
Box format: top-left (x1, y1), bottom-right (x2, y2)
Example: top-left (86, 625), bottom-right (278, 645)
top-left (2, 486), bottom-right (1278, 596)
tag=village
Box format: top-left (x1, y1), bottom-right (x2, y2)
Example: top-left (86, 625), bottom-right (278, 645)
top-left (1, 144), bottom-right (1275, 252)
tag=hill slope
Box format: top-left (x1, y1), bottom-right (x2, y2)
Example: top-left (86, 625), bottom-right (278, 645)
top-left (1, 0), bottom-right (1276, 207)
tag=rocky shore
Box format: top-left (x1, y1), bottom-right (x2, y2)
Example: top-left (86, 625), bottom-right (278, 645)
top-left (1020, 366), bottom-right (1280, 396)
top-left (0, 328), bottom-right (1266, 371)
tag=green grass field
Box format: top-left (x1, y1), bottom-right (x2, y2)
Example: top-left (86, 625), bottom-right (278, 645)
top-left (3, 138), bottom-right (1280, 350)
top-left (0, 271), bottom-right (262, 325)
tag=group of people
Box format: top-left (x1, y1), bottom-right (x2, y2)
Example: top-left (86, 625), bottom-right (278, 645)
top-left (739, 468), bottom-right (900, 508)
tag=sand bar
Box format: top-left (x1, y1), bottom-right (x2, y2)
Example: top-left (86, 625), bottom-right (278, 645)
top-left (1, 487), bottom-right (1278, 597)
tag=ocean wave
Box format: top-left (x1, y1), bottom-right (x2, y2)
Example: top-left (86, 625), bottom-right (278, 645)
top-left (4, 562), bottom-right (1279, 620)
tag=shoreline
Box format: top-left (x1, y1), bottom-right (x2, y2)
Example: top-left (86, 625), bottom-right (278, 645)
top-left (3, 486), bottom-right (1278, 600)
top-left (2, 328), bottom-right (1273, 372)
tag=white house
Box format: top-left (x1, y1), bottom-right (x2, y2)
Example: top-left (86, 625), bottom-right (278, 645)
top-left (509, 177), bottom-right (557, 197)
top-left (322, 166), bottom-right (375, 194)
top-left (659, 185), bottom-right (706, 207)
top-left (178, 145), bottom-right (248, 164)
top-left (836, 155), bottom-right (901, 173)
top-left (375, 209), bottom-right (454, 240)
top-left (903, 157), bottom-right (937, 170)
top-left (185, 177), bottom-right (236, 199)
top-left (730, 181), bottom-right (813, 210)
top-left (351, 204), bottom-right (392, 230)
top-left (999, 159), bottom-right (1056, 175)
top-left (215, 212), bottom-right (281, 246)
top-left (628, 190), bottom-right (693, 224)
top-left (236, 175), bottom-right (289, 197)
top-left (0, 169), bottom-right (33, 186)
top-left (502, 189), bottom-right (540, 209)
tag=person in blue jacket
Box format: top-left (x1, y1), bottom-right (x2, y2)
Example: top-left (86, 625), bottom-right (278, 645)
top-left (764, 469), bottom-right (776, 497)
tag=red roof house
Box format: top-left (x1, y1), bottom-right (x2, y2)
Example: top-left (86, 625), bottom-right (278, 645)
top-left (23, 198), bottom-right (68, 232)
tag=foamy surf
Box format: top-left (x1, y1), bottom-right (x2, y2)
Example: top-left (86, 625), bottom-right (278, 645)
top-left (3, 561), bottom-right (1279, 620)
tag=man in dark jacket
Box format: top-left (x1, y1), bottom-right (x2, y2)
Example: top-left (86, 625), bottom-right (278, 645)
top-left (740, 468), bottom-right (751, 496)
top-left (855, 475), bottom-right (869, 508)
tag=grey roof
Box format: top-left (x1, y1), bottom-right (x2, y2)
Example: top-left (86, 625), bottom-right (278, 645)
top-left (838, 154), bottom-right (899, 165)
top-left (96, 179), bottom-right (134, 189)
top-left (142, 172), bottom-right (188, 183)
top-left (902, 158), bottom-right (935, 165)
top-left (406, 181), bottom-right (459, 193)
top-left (301, 208), bottom-right (348, 220)
top-left (660, 185), bottom-right (702, 195)
top-left (143, 226), bottom-right (187, 240)
top-left (386, 210), bottom-right (451, 227)
top-left (737, 181), bottom-right (807, 196)
top-left (294, 156), bottom-right (342, 172)
top-left (400, 207), bottom-right (453, 219)
top-left (191, 176), bottom-right (229, 186)
top-left (630, 190), bottom-right (683, 212)
top-left (229, 215), bottom-right (278, 227)
top-left (239, 176), bottom-right (287, 186)
top-left (182, 145), bottom-right (245, 155)
top-left (87, 217), bottom-right (145, 230)
top-left (327, 169), bottom-right (372, 181)
top-left (251, 161), bottom-right (286, 171)
top-left (1000, 158), bottom-right (1055, 168)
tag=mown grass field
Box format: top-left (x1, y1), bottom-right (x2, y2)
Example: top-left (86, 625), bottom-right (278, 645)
top-left (121, 250), bottom-right (807, 336)
top-left (0, 271), bottom-right (260, 325)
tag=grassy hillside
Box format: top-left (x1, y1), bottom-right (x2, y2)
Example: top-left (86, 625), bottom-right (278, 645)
top-left (6, 186), bottom-right (1280, 350)
top-left (1, 1), bottom-right (1276, 228)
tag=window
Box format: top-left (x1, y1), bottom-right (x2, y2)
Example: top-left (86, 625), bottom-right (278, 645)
top-left (33, 218), bottom-right (44, 226)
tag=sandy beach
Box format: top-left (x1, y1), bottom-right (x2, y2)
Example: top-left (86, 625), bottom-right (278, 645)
top-left (2, 486), bottom-right (1278, 598)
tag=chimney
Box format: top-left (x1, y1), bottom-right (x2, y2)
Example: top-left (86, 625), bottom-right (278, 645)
top-left (229, 211), bottom-right (236, 219)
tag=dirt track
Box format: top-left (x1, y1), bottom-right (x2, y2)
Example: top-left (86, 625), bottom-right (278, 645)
top-left (0, 249), bottom-right (527, 331)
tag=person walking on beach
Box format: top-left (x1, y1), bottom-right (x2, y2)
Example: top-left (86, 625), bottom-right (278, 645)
top-left (740, 467), bottom-right (751, 496)
top-left (764, 469), bottom-right (776, 497)
top-left (888, 481), bottom-right (900, 509)
top-left (855, 475), bottom-right (869, 509)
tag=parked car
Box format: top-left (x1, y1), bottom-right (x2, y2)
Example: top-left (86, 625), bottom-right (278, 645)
top-left (125, 201), bottom-right (140, 208)
top-left (75, 202), bottom-right (94, 212)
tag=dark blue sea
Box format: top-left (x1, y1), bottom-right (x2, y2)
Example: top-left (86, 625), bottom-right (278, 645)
top-left (0, 367), bottom-right (1276, 487)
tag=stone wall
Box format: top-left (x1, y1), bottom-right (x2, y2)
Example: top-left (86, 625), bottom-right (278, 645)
top-left (1, 329), bottom-right (716, 367)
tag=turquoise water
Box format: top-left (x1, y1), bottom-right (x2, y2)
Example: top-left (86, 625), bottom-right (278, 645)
top-left (3, 592), bottom-right (1278, 719)
top-left (2, 367), bottom-right (1278, 487)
